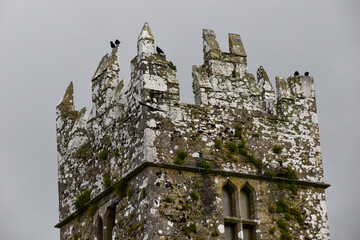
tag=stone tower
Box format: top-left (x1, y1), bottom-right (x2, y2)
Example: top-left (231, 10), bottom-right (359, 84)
top-left (55, 23), bottom-right (330, 240)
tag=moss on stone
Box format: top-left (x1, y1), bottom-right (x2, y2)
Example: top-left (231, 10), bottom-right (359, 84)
top-left (265, 169), bottom-right (277, 177)
top-left (214, 139), bottom-right (222, 149)
top-left (190, 191), bottom-right (199, 201)
top-left (276, 198), bottom-right (290, 213)
top-left (269, 226), bottom-right (276, 235)
top-left (141, 187), bottom-right (147, 198)
top-left (164, 195), bottom-right (174, 203)
top-left (252, 132), bottom-right (260, 138)
top-left (114, 180), bottom-right (127, 199)
top-left (102, 173), bottom-right (111, 188)
top-left (74, 189), bottom-right (91, 210)
top-left (225, 141), bottom-right (237, 153)
top-left (72, 232), bottom-right (82, 240)
top-left (88, 202), bottom-right (98, 217)
top-left (174, 150), bottom-right (188, 165)
top-left (198, 160), bottom-right (211, 170)
top-left (99, 148), bottom-right (109, 160)
top-left (183, 222), bottom-right (197, 235)
top-left (284, 166), bottom-right (298, 180)
top-left (272, 145), bottom-right (283, 154)
top-left (167, 61), bottom-right (177, 72)
top-left (234, 125), bottom-right (243, 139)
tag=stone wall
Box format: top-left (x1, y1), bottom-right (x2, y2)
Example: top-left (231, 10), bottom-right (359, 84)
top-left (56, 23), bottom-right (329, 239)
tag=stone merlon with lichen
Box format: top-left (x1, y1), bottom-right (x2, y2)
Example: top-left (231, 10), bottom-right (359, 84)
top-left (55, 23), bottom-right (330, 240)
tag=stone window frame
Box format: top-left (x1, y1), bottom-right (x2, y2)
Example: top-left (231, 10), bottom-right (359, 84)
top-left (239, 182), bottom-right (257, 240)
top-left (222, 181), bottom-right (258, 240)
top-left (104, 206), bottom-right (116, 240)
top-left (95, 215), bottom-right (103, 240)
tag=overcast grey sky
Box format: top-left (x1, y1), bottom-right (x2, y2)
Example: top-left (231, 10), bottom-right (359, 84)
top-left (0, 0), bottom-right (359, 239)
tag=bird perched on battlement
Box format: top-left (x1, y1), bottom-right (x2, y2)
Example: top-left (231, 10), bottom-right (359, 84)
top-left (156, 46), bottom-right (164, 55)
top-left (110, 41), bottom-right (115, 48)
top-left (115, 39), bottom-right (120, 45)
top-left (294, 71), bottom-right (299, 76)
top-left (304, 72), bottom-right (309, 76)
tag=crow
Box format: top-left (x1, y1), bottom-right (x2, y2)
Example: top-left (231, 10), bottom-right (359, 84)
top-left (156, 46), bottom-right (164, 55)
top-left (110, 41), bottom-right (115, 48)
top-left (115, 39), bottom-right (120, 45)
top-left (304, 72), bottom-right (309, 76)
top-left (294, 71), bottom-right (299, 76)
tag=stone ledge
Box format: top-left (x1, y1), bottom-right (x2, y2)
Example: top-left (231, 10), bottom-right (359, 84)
top-left (55, 161), bottom-right (330, 228)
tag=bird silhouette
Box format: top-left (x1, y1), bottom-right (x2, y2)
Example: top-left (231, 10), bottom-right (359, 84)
top-left (115, 39), bottom-right (120, 45)
top-left (156, 46), bottom-right (164, 55)
top-left (294, 71), bottom-right (299, 76)
top-left (304, 72), bottom-right (309, 76)
top-left (110, 41), bottom-right (115, 48)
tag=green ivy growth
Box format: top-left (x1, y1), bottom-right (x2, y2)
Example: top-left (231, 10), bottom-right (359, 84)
top-left (198, 160), bottom-right (211, 170)
top-left (183, 222), bottom-right (197, 235)
top-left (252, 132), bottom-right (260, 138)
top-left (99, 148), bottom-right (109, 160)
top-left (114, 180), bottom-right (127, 199)
top-left (88, 202), bottom-right (98, 217)
top-left (277, 181), bottom-right (298, 195)
top-left (174, 150), bottom-right (188, 165)
top-left (167, 61), bottom-right (177, 72)
top-left (272, 145), bottom-right (284, 154)
top-left (225, 141), bottom-right (237, 153)
top-left (211, 230), bottom-right (220, 237)
top-left (265, 169), bottom-right (277, 178)
top-left (164, 196), bottom-right (174, 203)
top-left (276, 218), bottom-right (292, 240)
top-left (76, 147), bottom-right (87, 160)
top-left (141, 187), bottom-right (147, 198)
top-left (72, 232), bottom-right (82, 240)
top-left (269, 226), bottom-right (276, 235)
top-left (214, 139), bottom-right (222, 149)
top-left (234, 125), bottom-right (243, 138)
top-left (190, 191), bottom-right (199, 201)
top-left (284, 166), bottom-right (298, 180)
top-left (74, 189), bottom-right (91, 210)
top-left (268, 198), bottom-right (305, 239)
top-left (102, 173), bottom-right (111, 188)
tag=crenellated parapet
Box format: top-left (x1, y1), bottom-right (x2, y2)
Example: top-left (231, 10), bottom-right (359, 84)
top-left (56, 23), bottom-right (328, 240)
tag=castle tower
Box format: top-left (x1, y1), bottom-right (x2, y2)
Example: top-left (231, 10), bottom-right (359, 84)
top-left (55, 23), bottom-right (330, 240)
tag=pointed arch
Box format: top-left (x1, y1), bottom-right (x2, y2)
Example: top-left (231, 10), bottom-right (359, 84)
top-left (103, 206), bottom-right (116, 240)
top-left (95, 216), bottom-right (103, 240)
top-left (222, 180), bottom-right (239, 240)
top-left (240, 182), bottom-right (256, 240)
top-left (222, 180), bottom-right (238, 217)
top-left (240, 182), bottom-right (255, 219)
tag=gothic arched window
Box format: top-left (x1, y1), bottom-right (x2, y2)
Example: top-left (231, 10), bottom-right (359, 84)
top-left (104, 207), bottom-right (116, 240)
top-left (222, 182), bottom-right (257, 240)
top-left (222, 182), bottom-right (238, 240)
top-left (240, 185), bottom-right (256, 240)
top-left (95, 216), bottom-right (103, 240)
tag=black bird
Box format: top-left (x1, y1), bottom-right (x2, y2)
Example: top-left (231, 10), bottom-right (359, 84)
top-left (294, 71), bottom-right (299, 76)
top-left (110, 41), bottom-right (115, 48)
top-left (156, 46), bottom-right (164, 55)
top-left (304, 72), bottom-right (309, 76)
top-left (115, 39), bottom-right (120, 45)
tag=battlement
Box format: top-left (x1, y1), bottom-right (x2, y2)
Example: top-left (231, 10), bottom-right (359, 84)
top-left (56, 23), bottom-right (328, 240)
